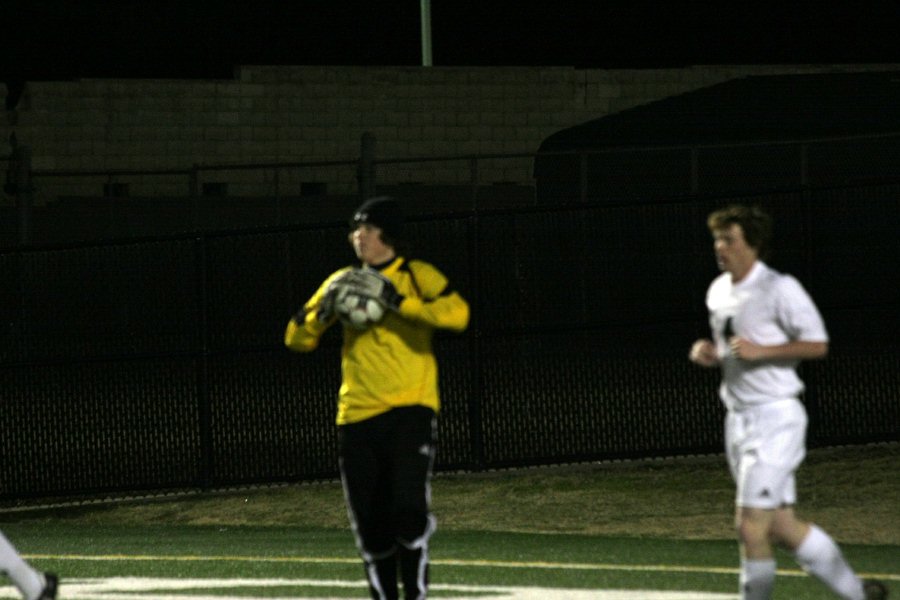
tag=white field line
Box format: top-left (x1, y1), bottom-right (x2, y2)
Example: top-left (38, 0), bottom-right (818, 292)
top-left (22, 553), bottom-right (900, 581)
top-left (0, 577), bottom-right (741, 600)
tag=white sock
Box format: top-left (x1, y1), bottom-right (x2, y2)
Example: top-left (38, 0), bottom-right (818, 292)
top-left (0, 532), bottom-right (44, 600)
top-left (740, 558), bottom-right (776, 600)
top-left (794, 525), bottom-right (865, 600)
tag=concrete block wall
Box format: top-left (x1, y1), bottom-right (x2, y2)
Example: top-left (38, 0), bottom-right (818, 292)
top-left (3, 63), bottom-right (899, 204)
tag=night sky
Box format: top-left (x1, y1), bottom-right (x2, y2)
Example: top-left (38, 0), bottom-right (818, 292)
top-left (3, 1), bottom-right (900, 82)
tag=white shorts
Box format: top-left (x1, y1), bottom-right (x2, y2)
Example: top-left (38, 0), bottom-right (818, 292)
top-left (725, 398), bottom-right (807, 509)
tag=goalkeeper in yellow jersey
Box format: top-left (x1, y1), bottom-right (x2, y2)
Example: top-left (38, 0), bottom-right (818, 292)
top-left (284, 196), bottom-right (470, 600)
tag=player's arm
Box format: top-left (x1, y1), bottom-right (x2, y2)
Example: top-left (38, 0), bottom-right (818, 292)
top-left (284, 270), bottom-right (349, 352)
top-left (284, 314), bottom-right (328, 352)
top-left (398, 287), bottom-right (470, 332)
top-left (728, 339), bottom-right (828, 362)
top-left (350, 262), bottom-right (469, 331)
top-left (396, 262), bottom-right (469, 332)
top-left (731, 276), bottom-right (829, 362)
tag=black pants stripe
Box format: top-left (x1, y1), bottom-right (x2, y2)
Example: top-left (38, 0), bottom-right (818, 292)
top-left (339, 406), bottom-right (437, 600)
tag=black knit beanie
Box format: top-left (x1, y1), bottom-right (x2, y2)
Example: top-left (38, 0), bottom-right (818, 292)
top-left (350, 196), bottom-right (404, 243)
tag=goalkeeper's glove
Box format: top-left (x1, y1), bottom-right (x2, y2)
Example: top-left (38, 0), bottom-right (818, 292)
top-left (314, 271), bottom-right (356, 322)
top-left (377, 276), bottom-right (404, 311)
top-left (343, 268), bottom-right (404, 311)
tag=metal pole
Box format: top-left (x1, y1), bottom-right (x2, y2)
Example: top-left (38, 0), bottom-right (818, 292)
top-left (690, 147), bottom-right (699, 194)
top-left (10, 142), bottom-right (33, 246)
top-left (194, 235), bottom-right (213, 490)
top-left (190, 164), bottom-right (201, 230)
top-left (799, 143), bottom-right (809, 187)
top-left (469, 157), bottom-right (478, 210)
top-left (273, 167), bottom-right (282, 225)
top-left (358, 132), bottom-right (376, 200)
top-left (420, 0), bottom-right (433, 66)
top-left (578, 151), bottom-right (588, 203)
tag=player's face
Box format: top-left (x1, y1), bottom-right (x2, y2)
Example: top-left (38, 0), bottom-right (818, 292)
top-left (350, 223), bottom-right (395, 266)
top-left (712, 223), bottom-right (758, 281)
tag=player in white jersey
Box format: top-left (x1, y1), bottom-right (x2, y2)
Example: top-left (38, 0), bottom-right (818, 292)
top-left (689, 205), bottom-right (887, 600)
top-left (0, 531), bottom-right (56, 600)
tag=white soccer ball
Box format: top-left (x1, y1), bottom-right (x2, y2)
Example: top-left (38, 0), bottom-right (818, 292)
top-left (335, 289), bottom-right (385, 330)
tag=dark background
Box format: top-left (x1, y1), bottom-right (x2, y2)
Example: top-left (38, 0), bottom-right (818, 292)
top-left (4, 1), bottom-right (900, 81)
top-left (1, 1), bottom-right (898, 501)
top-left (3, 184), bottom-right (899, 501)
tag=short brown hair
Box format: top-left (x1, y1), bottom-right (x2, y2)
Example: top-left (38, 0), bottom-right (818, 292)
top-left (707, 204), bottom-right (773, 260)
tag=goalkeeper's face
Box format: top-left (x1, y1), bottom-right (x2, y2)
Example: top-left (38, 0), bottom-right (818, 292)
top-left (350, 224), bottom-right (396, 266)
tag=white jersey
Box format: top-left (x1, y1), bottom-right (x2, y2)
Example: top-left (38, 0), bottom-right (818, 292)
top-left (706, 261), bottom-right (828, 410)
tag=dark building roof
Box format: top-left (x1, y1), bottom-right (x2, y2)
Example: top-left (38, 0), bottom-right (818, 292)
top-left (534, 71), bottom-right (900, 203)
top-left (538, 71), bottom-right (900, 152)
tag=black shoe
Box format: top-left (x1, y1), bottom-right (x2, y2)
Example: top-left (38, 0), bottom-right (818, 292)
top-left (864, 579), bottom-right (889, 600)
top-left (37, 573), bottom-right (58, 600)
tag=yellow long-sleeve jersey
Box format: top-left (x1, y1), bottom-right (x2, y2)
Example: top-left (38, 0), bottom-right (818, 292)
top-left (284, 256), bottom-right (470, 425)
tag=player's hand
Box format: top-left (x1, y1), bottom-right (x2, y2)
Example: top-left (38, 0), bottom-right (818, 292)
top-left (729, 337), bottom-right (764, 361)
top-left (342, 268), bottom-right (404, 311)
top-left (689, 339), bottom-right (718, 367)
top-left (315, 271), bottom-right (356, 322)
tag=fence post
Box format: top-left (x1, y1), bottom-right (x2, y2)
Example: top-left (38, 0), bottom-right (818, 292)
top-left (358, 132), bottom-right (376, 200)
top-left (467, 211), bottom-right (485, 470)
top-left (5, 135), bottom-right (33, 246)
top-left (578, 151), bottom-right (588, 203)
top-left (190, 164), bottom-right (202, 230)
top-left (194, 234), bottom-right (213, 490)
top-left (469, 157), bottom-right (479, 210)
top-left (690, 147), bottom-right (699, 194)
top-left (799, 143), bottom-right (809, 187)
top-left (273, 167), bottom-right (282, 224)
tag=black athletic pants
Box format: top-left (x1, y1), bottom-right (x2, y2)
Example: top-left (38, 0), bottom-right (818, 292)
top-left (339, 405), bottom-right (437, 600)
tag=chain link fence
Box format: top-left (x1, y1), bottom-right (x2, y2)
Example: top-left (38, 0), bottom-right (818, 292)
top-left (1, 179), bottom-right (898, 503)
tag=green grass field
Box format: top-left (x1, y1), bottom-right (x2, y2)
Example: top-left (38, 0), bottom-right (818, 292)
top-left (1, 444), bottom-right (897, 599)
